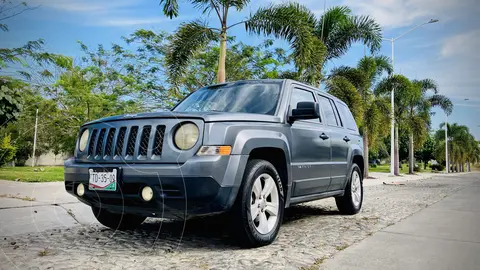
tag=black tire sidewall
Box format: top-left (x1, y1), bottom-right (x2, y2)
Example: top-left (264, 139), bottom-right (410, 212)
top-left (345, 164), bottom-right (363, 212)
top-left (236, 159), bottom-right (285, 246)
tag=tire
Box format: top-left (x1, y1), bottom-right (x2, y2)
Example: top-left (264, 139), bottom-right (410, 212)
top-left (92, 207), bottom-right (146, 231)
top-left (231, 159), bottom-right (285, 247)
top-left (335, 163), bottom-right (363, 215)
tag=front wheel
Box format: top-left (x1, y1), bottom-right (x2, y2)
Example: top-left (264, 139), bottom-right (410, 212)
top-left (335, 163), bottom-right (363, 215)
top-left (92, 207), bottom-right (146, 231)
top-left (231, 159), bottom-right (285, 247)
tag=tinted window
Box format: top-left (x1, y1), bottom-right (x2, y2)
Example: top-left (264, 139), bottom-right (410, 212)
top-left (337, 102), bottom-right (358, 131)
top-left (331, 100), bottom-right (343, 127)
top-left (173, 82), bottom-right (281, 115)
top-left (318, 96), bottom-right (338, 126)
top-left (290, 88), bottom-right (316, 110)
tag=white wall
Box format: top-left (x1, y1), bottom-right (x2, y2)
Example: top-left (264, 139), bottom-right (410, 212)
top-left (24, 151), bottom-right (70, 166)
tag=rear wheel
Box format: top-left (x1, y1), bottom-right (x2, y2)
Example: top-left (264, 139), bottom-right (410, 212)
top-left (335, 163), bottom-right (363, 215)
top-left (92, 207), bottom-right (146, 231)
top-left (231, 159), bottom-right (284, 247)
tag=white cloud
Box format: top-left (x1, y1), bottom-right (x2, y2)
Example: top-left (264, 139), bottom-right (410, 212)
top-left (441, 30), bottom-right (480, 60)
top-left (340, 0), bottom-right (478, 29)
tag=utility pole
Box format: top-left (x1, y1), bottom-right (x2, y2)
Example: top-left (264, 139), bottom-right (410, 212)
top-left (445, 114), bottom-right (449, 173)
top-left (32, 108), bottom-right (38, 167)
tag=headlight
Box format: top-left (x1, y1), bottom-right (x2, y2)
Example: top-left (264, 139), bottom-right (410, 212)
top-left (78, 129), bottom-right (89, 152)
top-left (174, 123), bottom-right (199, 150)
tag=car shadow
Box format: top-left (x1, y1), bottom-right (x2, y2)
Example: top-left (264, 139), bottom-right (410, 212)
top-left (117, 204), bottom-right (342, 249)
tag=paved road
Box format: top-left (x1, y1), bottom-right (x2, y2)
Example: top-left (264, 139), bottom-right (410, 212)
top-left (0, 172), bottom-right (436, 237)
top-left (322, 172), bottom-right (480, 270)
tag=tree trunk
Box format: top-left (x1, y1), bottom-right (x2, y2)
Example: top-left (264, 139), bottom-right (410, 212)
top-left (363, 130), bottom-right (369, 178)
top-left (394, 125), bottom-right (400, 175)
top-left (408, 133), bottom-right (414, 174)
top-left (468, 161), bottom-right (471, 172)
top-left (217, 30), bottom-right (227, 83)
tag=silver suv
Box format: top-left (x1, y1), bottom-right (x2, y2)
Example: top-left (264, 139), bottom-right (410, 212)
top-left (64, 79), bottom-right (364, 247)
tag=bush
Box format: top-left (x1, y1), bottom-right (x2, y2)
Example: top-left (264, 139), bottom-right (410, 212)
top-left (370, 163), bottom-right (377, 168)
top-left (414, 164), bottom-right (421, 172)
top-left (430, 163), bottom-right (445, 172)
top-left (0, 135), bottom-right (16, 166)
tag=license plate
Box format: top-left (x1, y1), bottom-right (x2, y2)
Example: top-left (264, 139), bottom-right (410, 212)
top-left (88, 168), bottom-right (118, 191)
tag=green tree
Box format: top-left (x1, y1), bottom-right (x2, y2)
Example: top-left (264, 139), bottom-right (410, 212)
top-left (179, 39), bottom-right (294, 93)
top-left (328, 55), bottom-right (392, 177)
top-left (434, 123), bottom-right (473, 172)
top-left (0, 134), bottom-right (15, 166)
top-left (415, 135), bottom-right (437, 170)
top-left (0, 77), bottom-right (23, 125)
top-left (160, 1), bottom-right (381, 90)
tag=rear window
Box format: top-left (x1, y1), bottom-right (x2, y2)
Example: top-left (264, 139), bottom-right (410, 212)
top-left (336, 102), bottom-right (358, 131)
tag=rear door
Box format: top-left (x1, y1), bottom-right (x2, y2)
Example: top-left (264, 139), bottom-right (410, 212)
top-left (317, 95), bottom-right (350, 191)
top-left (289, 87), bottom-right (331, 197)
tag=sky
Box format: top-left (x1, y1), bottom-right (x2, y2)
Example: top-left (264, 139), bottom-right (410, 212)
top-left (1, 0), bottom-right (480, 139)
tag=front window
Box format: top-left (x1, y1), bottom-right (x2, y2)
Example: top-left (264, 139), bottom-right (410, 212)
top-left (173, 82), bottom-right (282, 115)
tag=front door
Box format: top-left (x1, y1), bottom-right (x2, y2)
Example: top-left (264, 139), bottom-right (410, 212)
top-left (290, 87), bottom-right (331, 197)
top-left (318, 95), bottom-right (349, 191)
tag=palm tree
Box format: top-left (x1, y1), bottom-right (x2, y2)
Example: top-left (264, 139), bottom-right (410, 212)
top-left (247, 4), bottom-right (382, 85)
top-left (403, 79), bottom-right (452, 174)
top-left (327, 55), bottom-right (392, 178)
top-left (159, 1), bottom-right (382, 90)
top-left (375, 74), bottom-right (412, 175)
top-left (435, 123), bottom-right (470, 172)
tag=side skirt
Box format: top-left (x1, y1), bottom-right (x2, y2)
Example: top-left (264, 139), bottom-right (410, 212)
top-left (288, 190), bottom-right (344, 205)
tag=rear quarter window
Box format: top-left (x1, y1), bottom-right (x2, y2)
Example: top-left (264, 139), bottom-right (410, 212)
top-left (336, 102), bottom-right (358, 132)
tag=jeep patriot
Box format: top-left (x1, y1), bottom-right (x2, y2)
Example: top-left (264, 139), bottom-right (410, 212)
top-left (64, 79), bottom-right (364, 247)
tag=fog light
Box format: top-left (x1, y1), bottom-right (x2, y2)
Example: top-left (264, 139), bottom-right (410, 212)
top-left (77, 183), bottom-right (85, 197)
top-left (141, 186), bottom-right (154, 202)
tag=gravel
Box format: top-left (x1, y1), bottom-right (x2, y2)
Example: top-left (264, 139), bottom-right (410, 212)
top-left (0, 177), bottom-right (462, 270)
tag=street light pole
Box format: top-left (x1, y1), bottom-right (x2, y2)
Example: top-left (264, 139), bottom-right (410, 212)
top-left (32, 108), bottom-right (38, 167)
top-left (445, 113), bottom-right (449, 173)
top-left (382, 18), bottom-right (439, 176)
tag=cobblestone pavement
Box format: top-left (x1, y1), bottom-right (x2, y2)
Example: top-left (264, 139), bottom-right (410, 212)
top-left (0, 176), bottom-right (467, 270)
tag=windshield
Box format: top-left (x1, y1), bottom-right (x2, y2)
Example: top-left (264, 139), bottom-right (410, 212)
top-left (173, 82), bottom-right (282, 115)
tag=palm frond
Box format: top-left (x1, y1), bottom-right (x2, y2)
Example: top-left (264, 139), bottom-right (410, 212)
top-left (166, 20), bottom-right (217, 94)
top-left (316, 6), bottom-right (381, 60)
top-left (159, 0), bottom-right (179, 19)
top-left (246, 2), bottom-right (326, 85)
top-left (429, 94), bottom-right (453, 115)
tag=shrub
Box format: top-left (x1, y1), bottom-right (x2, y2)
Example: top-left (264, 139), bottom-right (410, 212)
top-left (430, 163), bottom-right (445, 172)
top-left (0, 135), bottom-right (16, 166)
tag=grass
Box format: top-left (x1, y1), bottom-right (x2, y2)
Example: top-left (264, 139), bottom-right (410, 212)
top-left (369, 163), bottom-right (433, 174)
top-left (0, 166), bottom-right (64, 182)
top-left (38, 248), bottom-right (52, 257)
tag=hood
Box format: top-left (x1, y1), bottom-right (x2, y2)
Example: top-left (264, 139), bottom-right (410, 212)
top-left (83, 111), bottom-right (281, 126)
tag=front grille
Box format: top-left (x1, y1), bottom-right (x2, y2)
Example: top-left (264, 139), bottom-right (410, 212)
top-left (115, 127), bottom-right (127, 157)
top-left (104, 128), bottom-right (116, 157)
top-left (87, 129), bottom-right (98, 156)
top-left (83, 124), bottom-right (167, 162)
top-left (139, 125), bottom-right (151, 156)
top-left (95, 129), bottom-right (106, 156)
top-left (126, 126), bottom-right (138, 156)
top-left (152, 125), bottom-right (166, 157)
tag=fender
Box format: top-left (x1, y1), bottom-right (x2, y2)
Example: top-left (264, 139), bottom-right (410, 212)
top-left (230, 129), bottom-right (293, 204)
top-left (342, 144), bottom-right (364, 190)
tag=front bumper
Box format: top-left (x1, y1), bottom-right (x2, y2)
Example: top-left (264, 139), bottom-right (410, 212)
top-left (64, 155), bottom-right (249, 219)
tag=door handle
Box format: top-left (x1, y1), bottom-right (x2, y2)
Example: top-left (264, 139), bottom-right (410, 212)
top-left (319, 133), bottom-right (329, 140)
top-left (343, 136), bottom-right (350, 142)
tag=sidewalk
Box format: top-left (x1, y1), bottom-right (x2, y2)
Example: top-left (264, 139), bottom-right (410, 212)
top-left (321, 173), bottom-right (480, 270)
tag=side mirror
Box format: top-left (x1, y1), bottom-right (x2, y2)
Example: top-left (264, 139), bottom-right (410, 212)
top-left (289, 101), bottom-right (320, 123)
